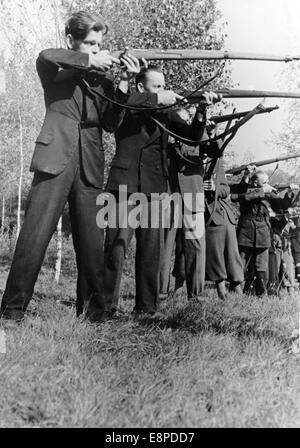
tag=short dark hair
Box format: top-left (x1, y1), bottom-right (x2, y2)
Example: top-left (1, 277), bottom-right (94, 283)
top-left (65, 11), bottom-right (108, 40)
top-left (136, 65), bottom-right (163, 86)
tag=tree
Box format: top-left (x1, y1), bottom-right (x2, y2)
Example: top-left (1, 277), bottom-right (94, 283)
top-left (0, 1), bottom-right (66, 272)
top-left (62, 0), bottom-right (233, 172)
top-left (0, 0), bottom-right (233, 272)
top-left (0, 42), bottom-right (44, 239)
top-left (272, 62), bottom-right (300, 166)
top-left (63, 0), bottom-right (232, 90)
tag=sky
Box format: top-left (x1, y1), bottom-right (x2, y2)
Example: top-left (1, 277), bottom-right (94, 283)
top-left (216, 0), bottom-right (300, 163)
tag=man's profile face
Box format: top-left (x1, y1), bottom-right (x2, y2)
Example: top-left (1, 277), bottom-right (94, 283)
top-left (141, 71), bottom-right (166, 94)
top-left (67, 29), bottom-right (103, 55)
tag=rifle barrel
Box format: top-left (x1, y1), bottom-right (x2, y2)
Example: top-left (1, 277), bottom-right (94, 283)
top-left (226, 153), bottom-right (300, 175)
top-left (273, 183), bottom-right (291, 190)
top-left (113, 49), bottom-right (300, 62)
top-left (185, 89), bottom-right (300, 102)
top-left (272, 183), bottom-right (300, 190)
top-left (211, 106), bottom-right (279, 124)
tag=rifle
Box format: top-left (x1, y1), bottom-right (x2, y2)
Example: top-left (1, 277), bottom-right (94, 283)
top-left (273, 207), bottom-right (300, 219)
top-left (272, 183), bottom-right (300, 190)
top-left (226, 153), bottom-right (300, 175)
top-left (112, 49), bottom-right (300, 62)
top-left (211, 105), bottom-right (279, 124)
top-left (183, 89), bottom-right (300, 103)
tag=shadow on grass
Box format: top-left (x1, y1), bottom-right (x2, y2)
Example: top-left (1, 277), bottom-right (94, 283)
top-left (133, 299), bottom-right (293, 348)
top-left (31, 288), bottom-right (294, 349)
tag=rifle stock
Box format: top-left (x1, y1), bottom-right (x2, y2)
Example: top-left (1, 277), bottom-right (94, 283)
top-left (112, 49), bottom-right (300, 62)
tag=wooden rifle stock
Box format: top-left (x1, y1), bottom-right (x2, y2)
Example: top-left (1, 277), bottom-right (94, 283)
top-left (112, 49), bottom-right (300, 62)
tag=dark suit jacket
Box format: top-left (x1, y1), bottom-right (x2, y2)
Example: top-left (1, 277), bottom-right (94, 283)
top-left (204, 157), bottom-right (236, 226)
top-left (106, 105), bottom-right (205, 195)
top-left (30, 48), bottom-right (126, 188)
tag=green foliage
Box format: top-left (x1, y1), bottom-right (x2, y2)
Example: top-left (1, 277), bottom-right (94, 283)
top-left (272, 62), bottom-right (300, 160)
top-left (65, 0), bottom-right (232, 90)
top-left (0, 44), bottom-right (44, 194)
top-left (0, 0), bottom-right (231, 228)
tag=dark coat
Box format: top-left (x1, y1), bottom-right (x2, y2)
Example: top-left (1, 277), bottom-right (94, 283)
top-left (204, 157), bottom-right (236, 226)
top-left (106, 105), bottom-right (205, 195)
top-left (231, 180), bottom-right (297, 248)
top-left (30, 48), bottom-right (126, 188)
top-left (204, 157), bottom-right (243, 283)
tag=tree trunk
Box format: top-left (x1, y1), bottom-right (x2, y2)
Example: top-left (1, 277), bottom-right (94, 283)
top-left (55, 216), bottom-right (63, 283)
top-left (17, 105), bottom-right (24, 240)
top-left (1, 193), bottom-right (5, 237)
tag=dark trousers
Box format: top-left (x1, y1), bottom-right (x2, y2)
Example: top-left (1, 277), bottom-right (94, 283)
top-left (104, 199), bottom-right (162, 313)
top-left (172, 227), bottom-right (206, 298)
top-left (291, 237), bottom-right (300, 283)
top-left (159, 225), bottom-right (177, 295)
top-left (239, 246), bottom-right (269, 295)
top-left (1, 148), bottom-right (106, 319)
top-left (239, 246), bottom-right (269, 273)
top-left (268, 249), bottom-right (281, 293)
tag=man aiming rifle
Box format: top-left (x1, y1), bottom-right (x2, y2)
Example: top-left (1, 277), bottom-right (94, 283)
top-left (231, 167), bottom-right (300, 296)
top-left (104, 64), bottom-right (222, 314)
top-left (0, 11), bottom-right (164, 323)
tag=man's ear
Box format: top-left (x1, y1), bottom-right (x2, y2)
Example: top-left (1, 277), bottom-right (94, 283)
top-left (66, 34), bottom-right (74, 50)
top-left (137, 82), bottom-right (145, 93)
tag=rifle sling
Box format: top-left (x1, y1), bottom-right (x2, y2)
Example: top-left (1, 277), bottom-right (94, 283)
top-left (152, 102), bottom-right (265, 145)
top-left (82, 68), bottom-right (221, 113)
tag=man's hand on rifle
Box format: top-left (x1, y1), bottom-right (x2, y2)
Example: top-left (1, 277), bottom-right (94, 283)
top-left (243, 164), bottom-right (256, 183)
top-left (119, 54), bottom-right (148, 80)
top-left (157, 91), bottom-right (187, 106)
top-left (289, 183), bottom-right (300, 192)
top-left (245, 164), bottom-right (256, 175)
top-left (200, 91), bottom-right (223, 107)
top-left (262, 183), bottom-right (276, 194)
top-left (204, 178), bottom-right (216, 192)
top-left (89, 50), bottom-right (121, 72)
top-left (206, 119), bottom-right (217, 137)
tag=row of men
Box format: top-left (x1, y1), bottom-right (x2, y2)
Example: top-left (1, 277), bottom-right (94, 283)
top-left (268, 208), bottom-right (300, 295)
top-left (159, 157), bottom-right (299, 301)
top-left (0, 10), bottom-right (298, 324)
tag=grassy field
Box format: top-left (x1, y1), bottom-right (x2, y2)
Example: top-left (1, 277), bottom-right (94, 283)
top-left (0, 261), bottom-right (300, 428)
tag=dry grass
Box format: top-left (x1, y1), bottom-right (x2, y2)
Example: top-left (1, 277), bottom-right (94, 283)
top-left (0, 265), bottom-right (300, 428)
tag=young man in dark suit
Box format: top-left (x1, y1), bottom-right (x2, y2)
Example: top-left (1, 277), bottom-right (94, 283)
top-left (104, 65), bottom-right (221, 315)
top-left (0, 11), bottom-right (145, 323)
